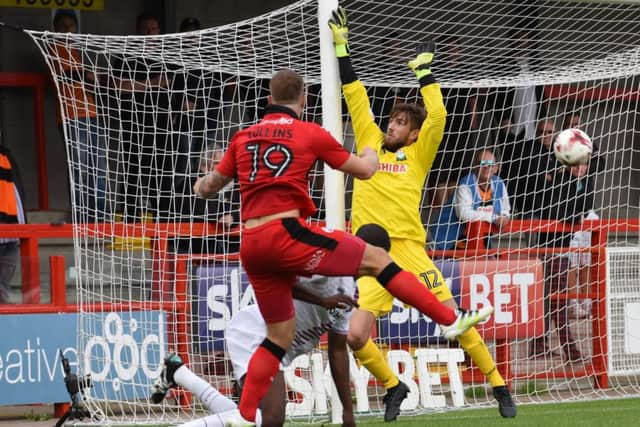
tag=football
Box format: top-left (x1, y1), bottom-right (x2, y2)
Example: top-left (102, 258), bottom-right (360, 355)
top-left (553, 128), bottom-right (593, 166)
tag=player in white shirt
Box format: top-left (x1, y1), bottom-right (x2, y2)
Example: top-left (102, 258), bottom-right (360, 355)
top-left (226, 274), bottom-right (356, 382)
top-left (151, 224), bottom-right (391, 427)
top-left (151, 277), bottom-right (356, 427)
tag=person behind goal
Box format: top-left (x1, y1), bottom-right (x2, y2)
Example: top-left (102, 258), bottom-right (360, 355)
top-left (193, 69), bottom-right (492, 426)
top-left (328, 5), bottom-right (516, 421)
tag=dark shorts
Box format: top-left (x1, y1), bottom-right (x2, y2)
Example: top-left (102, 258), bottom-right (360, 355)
top-left (241, 218), bottom-right (366, 323)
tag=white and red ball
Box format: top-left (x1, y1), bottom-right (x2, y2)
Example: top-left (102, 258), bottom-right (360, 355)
top-left (553, 128), bottom-right (593, 166)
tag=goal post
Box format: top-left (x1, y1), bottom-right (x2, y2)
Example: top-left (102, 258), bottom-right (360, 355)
top-left (318, 0), bottom-right (347, 232)
top-left (24, 0), bottom-right (640, 425)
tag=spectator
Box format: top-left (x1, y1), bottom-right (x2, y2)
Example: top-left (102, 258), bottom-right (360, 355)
top-left (529, 162), bottom-right (592, 362)
top-left (430, 149), bottom-right (511, 252)
top-left (214, 29), bottom-right (269, 143)
top-left (528, 118), bottom-right (558, 215)
top-left (197, 147), bottom-right (239, 232)
top-left (173, 146), bottom-right (239, 255)
top-left (170, 68), bottom-right (221, 184)
top-left (110, 13), bottom-right (172, 222)
top-left (560, 112), bottom-right (604, 318)
top-left (485, 34), bottom-right (547, 144)
top-left (137, 12), bottom-right (161, 35)
top-left (503, 118), bottom-right (557, 217)
top-left (567, 166), bottom-right (597, 319)
top-left (561, 111), bottom-right (606, 175)
top-left (52, 9), bottom-right (108, 222)
top-left (170, 18), bottom-right (221, 189)
top-left (562, 111), bottom-right (582, 130)
top-left (179, 17), bottom-right (201, 32)
top-left (217, 74), bottom-right (270, 143)
top-left (0, 144), bottom-right (26, 304)
top-left (486, 10), bottom-right (548, 203)
top-left (506, 28), bottom-right (546, 141)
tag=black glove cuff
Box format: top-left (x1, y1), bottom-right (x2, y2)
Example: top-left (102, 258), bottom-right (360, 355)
top-left (418, 73), bottom-right (437, 88)
top-left (338, 56), bottom-right (358, 84)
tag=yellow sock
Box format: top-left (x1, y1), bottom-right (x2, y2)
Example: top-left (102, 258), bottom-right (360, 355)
top-left (353, 339), bottom-right (399, 390)
top-left (458, 327), bottom-right (505, 388)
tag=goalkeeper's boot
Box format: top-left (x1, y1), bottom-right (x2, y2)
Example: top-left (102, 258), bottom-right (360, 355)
top-left (224, 411), bottom-right (255, 427)
top-left (493, 385), bottom-right (517, 418)
top-left (382, 380), bottom-right (410, 422)
top-left (150, 352), bottom-right (184, 404)
top-left (441, 306), bottom-right (494, 340)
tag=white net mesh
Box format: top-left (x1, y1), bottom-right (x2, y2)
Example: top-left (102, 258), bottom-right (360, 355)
top-left (26, 0), bottom-right (640, 424)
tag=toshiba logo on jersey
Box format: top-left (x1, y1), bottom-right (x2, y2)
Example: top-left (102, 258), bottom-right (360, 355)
top-left (379, 163), bottom-right (408, 173)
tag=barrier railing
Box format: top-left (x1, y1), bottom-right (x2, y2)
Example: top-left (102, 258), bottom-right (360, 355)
top-left (0, 219), bottom-right (637, 410)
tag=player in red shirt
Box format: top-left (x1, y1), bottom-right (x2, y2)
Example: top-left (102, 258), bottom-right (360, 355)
top-left (194, 69), bottom-right (492, 426)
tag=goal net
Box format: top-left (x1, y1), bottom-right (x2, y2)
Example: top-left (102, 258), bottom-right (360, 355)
top-left (27, 0), bottom-right (640, 424)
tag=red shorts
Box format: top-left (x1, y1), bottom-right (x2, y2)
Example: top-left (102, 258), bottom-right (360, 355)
top-left (241, 217), bottom-right (366, 323)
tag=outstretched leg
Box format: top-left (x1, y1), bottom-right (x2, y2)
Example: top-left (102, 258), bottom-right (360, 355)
top-left (357, 245), bottom-right (492, 338)
top-left (150, 353), bottom-right (236, 413)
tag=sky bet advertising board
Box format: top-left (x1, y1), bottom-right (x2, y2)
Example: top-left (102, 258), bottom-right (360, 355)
top-left (0, 311), bottom-right (166, 405)
top-left (195, 258), bottom-right (544, 351)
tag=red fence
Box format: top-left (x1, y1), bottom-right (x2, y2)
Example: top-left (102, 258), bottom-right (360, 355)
top-left (0, 219), bottom-right (638, 405)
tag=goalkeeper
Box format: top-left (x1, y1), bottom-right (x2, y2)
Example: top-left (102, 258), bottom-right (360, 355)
top-left (328, 6), bottom-right (516, 421)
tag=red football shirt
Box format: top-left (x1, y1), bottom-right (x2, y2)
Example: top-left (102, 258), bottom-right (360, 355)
top-left (216, 106), bottom-right (350, 220)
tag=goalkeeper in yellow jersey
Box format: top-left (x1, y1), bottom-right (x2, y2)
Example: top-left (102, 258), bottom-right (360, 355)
top-left (329, 6), bottom-right (516, 421)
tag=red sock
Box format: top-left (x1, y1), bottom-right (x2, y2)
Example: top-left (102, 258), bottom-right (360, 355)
top-left (380, 264), bottom-right (457, 325)
top-left (238, 344), bottom-right (283, 422)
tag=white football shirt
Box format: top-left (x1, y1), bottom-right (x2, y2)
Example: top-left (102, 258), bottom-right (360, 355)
top-left (225, 276), bottom-right (355, 381)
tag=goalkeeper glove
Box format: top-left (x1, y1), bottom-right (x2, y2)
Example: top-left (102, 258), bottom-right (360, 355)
top-left (407, 40), bottom-right (436, 80)
top-left (328, 6), bottom-right (350, 58)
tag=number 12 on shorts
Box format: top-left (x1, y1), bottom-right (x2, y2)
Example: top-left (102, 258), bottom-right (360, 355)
top-left (419, 270), bottom-right (441, 289)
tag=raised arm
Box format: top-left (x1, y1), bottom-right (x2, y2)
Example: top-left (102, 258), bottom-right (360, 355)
top-left (329, 6), bottom-right (384, 152)
top-left (407, 41), bottom-right (447, 170)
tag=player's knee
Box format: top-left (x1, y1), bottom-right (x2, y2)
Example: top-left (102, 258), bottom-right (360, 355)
top-left (359, 245), bottom-right (392, 277)
top-left (347, 320), bottom-right (372, 350)
top-left (347, 329), bottom-right (369, 351)
top-left (278, 326), bottom-right (296, 347)
top-left (285, 326), bottom-right (296, 347)
top-left (265, 319), bottom-right (296, 350)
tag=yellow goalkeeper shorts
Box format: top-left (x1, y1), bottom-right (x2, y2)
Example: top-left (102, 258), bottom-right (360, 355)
top-left (357, 238), bottom-right (453, 317)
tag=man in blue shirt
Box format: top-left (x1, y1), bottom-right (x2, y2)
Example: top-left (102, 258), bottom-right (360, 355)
top-left (431, 149), bottom-right (511, 252)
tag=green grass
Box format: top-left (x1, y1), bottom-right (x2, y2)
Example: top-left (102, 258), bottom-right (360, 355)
top-left (117, 398), bottom-right (640, 427)
top-left (24, 409), bottom-right (52, 422)
top-left (515, 380), bottom-right (550, 397)
top-left (297, 398), bottom-right (640, 427)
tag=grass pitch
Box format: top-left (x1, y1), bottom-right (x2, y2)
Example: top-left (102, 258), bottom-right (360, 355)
top-left (121, 398), bottom-right (640, 427)
top-left (342, 398), bottom-right (640, 427)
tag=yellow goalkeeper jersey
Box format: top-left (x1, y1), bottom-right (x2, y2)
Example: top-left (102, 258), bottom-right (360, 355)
top-left (344, 80), bottom-right (446, 244)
